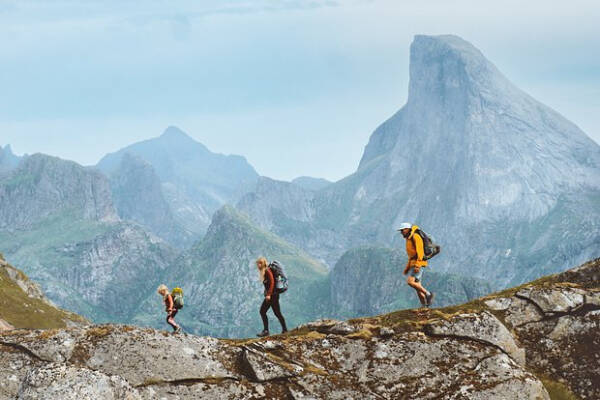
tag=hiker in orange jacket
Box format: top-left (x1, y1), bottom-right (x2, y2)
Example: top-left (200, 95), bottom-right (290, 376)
top-left (398, 223), bottom-right (435, 307)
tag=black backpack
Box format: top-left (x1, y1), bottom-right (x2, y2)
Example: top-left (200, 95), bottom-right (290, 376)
top-left (414, 229), bottom-right (441, 260)
top-left (269, 261), bottom-right (289, 294)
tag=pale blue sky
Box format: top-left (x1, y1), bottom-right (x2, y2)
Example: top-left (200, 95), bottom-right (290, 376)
top-left (1, 0), bottom-right (599, 181)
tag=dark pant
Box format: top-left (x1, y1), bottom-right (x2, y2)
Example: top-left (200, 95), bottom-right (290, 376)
top-left (260, 293), bottom-right (287, 332)
top-left (166, 309), bottom-right (179, 331)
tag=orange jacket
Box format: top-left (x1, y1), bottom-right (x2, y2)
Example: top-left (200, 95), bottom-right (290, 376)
top-left (405, 225), bottom-right (428, 269)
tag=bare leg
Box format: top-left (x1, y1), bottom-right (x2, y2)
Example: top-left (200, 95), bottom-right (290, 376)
top-left (407, 276), bottom-right (429, 298)
top-left (416, 289), bottom-right (427, 305)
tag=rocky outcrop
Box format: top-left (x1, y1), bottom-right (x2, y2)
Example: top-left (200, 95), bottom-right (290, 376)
top-left (0, 324), bottom-right (547, 400)
top-left (1, 258), bottom-right (598, 399)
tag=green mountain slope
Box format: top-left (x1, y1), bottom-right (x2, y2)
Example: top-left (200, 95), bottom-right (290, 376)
top-left (0, 254), bottom-right (87, 330)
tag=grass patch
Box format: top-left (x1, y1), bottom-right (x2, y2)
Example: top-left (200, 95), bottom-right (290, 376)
top-left (0, 263), bottom-right (88, 330)
top-left (541, 378), bottom-right (579, 400)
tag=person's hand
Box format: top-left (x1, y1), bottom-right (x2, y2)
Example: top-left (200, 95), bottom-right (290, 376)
top-left (266, 295), bottom-right (271, 302)
top-left (403, 267), bottom-right (409, 275)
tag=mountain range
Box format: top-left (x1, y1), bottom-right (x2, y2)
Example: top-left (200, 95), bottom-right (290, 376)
top-left (0, 34), bottom-right (598, 338)
top-left (97, 126), bottom-right (259, 246)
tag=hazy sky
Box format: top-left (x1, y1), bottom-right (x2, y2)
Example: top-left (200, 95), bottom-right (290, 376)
top-left (1, 0), bottom-right (599, 181)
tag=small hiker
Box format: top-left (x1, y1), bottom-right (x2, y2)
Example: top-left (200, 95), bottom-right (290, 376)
top-left (398, 223), bottom-right (435, 308)
top-left (256, 257), bottom-right (288, 337)
top-left (157, 284), bottom-right (181, 333)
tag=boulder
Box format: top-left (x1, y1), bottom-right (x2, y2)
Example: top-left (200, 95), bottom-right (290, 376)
top-left (425, 311), bottom-right (526, 365)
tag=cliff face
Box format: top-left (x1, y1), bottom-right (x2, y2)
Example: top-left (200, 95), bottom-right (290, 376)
top-left (1, 258), bottom-right (597, 400)
top-left (237, 34), bottom-right (600, 289)
top-left (0, 154), bottom-right (118, 230)
top-left (108, 153), bottom-right (193, 248)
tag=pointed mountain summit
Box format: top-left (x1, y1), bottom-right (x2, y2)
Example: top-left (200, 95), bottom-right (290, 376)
top-left (97, 127), bottom-right (259, 241)
top-left (238, 34), bottom-right (600, 288)
top-left (0, 144), bottom-right (22, 175)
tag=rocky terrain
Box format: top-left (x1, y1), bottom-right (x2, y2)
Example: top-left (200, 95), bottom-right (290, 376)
top-left (1, 258), bottom-right (597, 399)
top-left (237, 34), bottom-right (600, 287)
top-left (0, 254), bottom-right (87, 331)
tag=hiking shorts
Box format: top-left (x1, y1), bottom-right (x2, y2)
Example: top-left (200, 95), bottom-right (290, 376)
top-left (409, 266), bottom-right (424, 282)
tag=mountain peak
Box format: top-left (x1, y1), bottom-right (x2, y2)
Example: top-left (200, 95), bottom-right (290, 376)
top-left (160, 126), bottom-right (195, 142)
top-left (408, 34), bottom-right (508, 104)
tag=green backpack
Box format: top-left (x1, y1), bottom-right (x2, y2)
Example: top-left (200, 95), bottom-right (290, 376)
top-left (171, 287), bottom-right (184, 309)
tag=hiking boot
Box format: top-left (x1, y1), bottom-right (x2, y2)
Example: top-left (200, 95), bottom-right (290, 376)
top-left (281, 329), bottom-right (288, 334)
top-left (173, 327), bottom-right (181, 334)
top-left (426, 292), bottom-right (435, 307)
top-left (256, 330), bottom-right (269, 337)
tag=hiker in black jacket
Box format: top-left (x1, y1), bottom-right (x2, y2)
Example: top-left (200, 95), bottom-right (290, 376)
top-left (256, 257), bottom-right (288, 337)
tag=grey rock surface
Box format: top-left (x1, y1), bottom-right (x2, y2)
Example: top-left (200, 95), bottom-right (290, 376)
top-left (17, 364), bottom-right (141, 400)
top-left (425, 311), bottom-right (526, 365)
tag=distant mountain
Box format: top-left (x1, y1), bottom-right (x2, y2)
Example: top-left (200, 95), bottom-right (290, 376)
top-left (133, 205), bottom-right (330, 338)
top-left (292, 176), bottom-right (332, 191)
top-left (238, 34), bottom-right (600, 289)
top-left (0, 253), bottom-right (88, 330)
top-left (331, 247), bottom-right (492, 318)
top-left (97, 126), bottom-right (259, 242)
top-left (0, 144), bottom-right (22, 175)
top-left (0, 153), bottom-right (117, 230)
top-left (0, 153), bottom-right (177, 323)
top-left (108, 153), bottom-right (194, 248)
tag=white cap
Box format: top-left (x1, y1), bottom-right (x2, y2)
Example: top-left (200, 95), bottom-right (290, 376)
top-left (397, 222), bottom-right (411, 231)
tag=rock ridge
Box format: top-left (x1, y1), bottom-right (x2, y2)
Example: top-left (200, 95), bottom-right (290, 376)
top-left (2, 258), bottom-right (598, 399)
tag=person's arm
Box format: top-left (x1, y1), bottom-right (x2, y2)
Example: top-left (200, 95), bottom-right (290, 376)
top-left (265, 268), bottom-right (275, 299)
top-left (166, 294), bottom-right (174, 313)
top-left (414, 233), bottom-right (425, 268)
